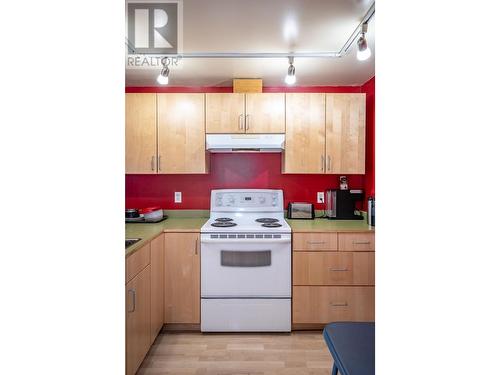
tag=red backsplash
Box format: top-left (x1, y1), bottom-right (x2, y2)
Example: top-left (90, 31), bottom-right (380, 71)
top-left (126, 153), bottom-right (365, 209)
top-left (125, 80), bottom-right (375, 210)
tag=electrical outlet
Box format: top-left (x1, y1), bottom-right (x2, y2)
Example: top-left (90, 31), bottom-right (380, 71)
top-left (174, 192), bottom-right (182, 203)
top-left (317, 192), bottom-right (325, 204)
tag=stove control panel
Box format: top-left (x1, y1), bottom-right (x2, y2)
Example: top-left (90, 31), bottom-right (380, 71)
top-left (211, 189), bottom-right (283, 212)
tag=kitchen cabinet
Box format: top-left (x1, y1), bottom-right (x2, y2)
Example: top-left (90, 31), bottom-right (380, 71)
top-left (157, 93), bottom-right (208, 173)
top-left (245, 93), bottom-right (285, 133)
top-left (206, 93), bottom-right (245, 133)
top-left (164, 233), bottom-right (200, 324)
top-left (292, 231), bottom-right (375, 327)
top-left (282, 93), bottom-right (326, 173)
top-left (125, 93), bottom-right (157, 174)
top-left (126, 265), bottom-right (151, 375)
top-left (206, 93), bottom-right (285, 134)
top-left (150, 234), bottom-right (164, 342)
top-left (326, 93), bottom-right (366, 174)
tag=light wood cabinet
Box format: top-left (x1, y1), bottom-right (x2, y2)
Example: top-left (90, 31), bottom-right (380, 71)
top-left (206, 93), bottom-right (245, 133)
top-left (157, 94), bottom-right (208, 173)
top-left (293, 286), bottom-right (374, 323)
top-left (125, 94), bottom-right (157, 174)
top-left (126, 265), bottom-right (151, 375)
top-left (164, 233), bottom-right (200, 324)
top-left (326, 93), bottom-right (366, 174)
top-left (245, 93), bottom-right (285, 133)
top-left (293, 232), bottom-right (338, 251)
top-left (150, 235), bottom-right (164, 343)
top-left (338, 232), bottom-right (375, 251)
top-left (126, 243), bottom-right (151, 283)
top-left (293, 252), bottom-right (374, 286)
top-left (282, 93), bottom-right (326, 173)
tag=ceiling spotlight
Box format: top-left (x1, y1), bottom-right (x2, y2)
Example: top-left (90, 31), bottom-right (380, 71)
top-left (157, 60), bottom-right (170, 85)
top-left (285, 57), bottom-right (296, 85)
top-left (357, 22), bottom-right (371, 61)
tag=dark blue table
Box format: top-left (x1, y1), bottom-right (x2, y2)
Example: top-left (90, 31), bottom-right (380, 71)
top-left (323, 322), bottom-right (375, 375)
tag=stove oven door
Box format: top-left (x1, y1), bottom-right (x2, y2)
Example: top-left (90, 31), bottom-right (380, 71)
top-left (201, 236), bottom-right (291, 298)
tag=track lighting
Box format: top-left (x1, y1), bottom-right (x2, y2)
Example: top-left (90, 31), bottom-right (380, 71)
top-left (157, 60), bottom-right (170, 85)
top-left (285, 57), bottom-right (296, 85)
top-left (357, 22), bottom-right (371, 61)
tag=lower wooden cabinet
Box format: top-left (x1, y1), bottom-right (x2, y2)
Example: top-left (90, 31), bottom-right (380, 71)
top-left (293, 286), bottom-right (374, 323)
top-left (150, 234), bottom-right (164, 342)
top-left (164, 232), bottom-right (200, 324)
top-left (126, 265), bottom-right (151, 375)
top-left (293, 252), bottom-right (374, 286)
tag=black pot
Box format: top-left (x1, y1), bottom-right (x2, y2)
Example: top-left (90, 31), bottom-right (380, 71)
top-left (125, 208), bottom-right (140, 218)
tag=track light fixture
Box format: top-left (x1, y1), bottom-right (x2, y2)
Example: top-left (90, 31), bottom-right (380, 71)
top-left (285, 57), bottom-right (296, 85)
top-left (357, 22), bottom-right (371, 61)
top-left (157, 58), bottom-right (170, 85)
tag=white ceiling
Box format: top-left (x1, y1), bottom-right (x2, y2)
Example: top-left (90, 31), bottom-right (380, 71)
top-left (125, 0), bottom-right (375, 87)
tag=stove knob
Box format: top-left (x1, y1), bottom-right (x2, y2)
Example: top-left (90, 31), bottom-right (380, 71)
top-left (228, 196), bottom-right (235, 204)
top-left (216, 199), bottom-right (222, 206)
top-left (259, 196), bottom-right (265, 204)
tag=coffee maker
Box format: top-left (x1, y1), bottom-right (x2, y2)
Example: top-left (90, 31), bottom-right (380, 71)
top-left (325, 189), bottom-right (364, 220)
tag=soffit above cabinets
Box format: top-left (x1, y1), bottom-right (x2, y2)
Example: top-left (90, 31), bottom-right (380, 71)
top-left (126, 0), bottom-right (375, 87)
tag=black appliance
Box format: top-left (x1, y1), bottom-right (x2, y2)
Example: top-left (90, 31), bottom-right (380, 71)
top-left (325, 189), bottom-right (364, 220)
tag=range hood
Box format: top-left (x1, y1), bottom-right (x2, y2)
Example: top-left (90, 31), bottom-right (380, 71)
top-left (206, 134), bottom-right (285, 153)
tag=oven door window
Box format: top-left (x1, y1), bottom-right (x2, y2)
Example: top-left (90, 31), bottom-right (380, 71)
top-left (220, 250), bottom-right (271, 267)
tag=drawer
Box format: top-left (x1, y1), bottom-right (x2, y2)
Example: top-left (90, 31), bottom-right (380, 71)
top-left (293, 286), bottom-right (374, 324)
top-left (338, 232), bottom-right (375, 251)
top-left (126, 242), bottom-right (151, 283)
top-left (293, 252), bottom-right (374, 286)
top-left (293, 233), bottom-right (338, 251)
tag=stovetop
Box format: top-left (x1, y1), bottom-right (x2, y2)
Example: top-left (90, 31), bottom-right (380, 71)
top-left (201, 214), bottom-right (291, 233)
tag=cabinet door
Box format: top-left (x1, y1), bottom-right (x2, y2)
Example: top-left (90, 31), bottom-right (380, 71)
top-left (245, 93), bottom-right (285, 133)
top-left (326, 93), bottom-right (366, 174)
top-left (150, 235), bottom-right (164, 343)
top-left (157, 94), bottom-right (208, 173)
top-left (206, 93), bottom-right (245, 133)
top-left (283, 93), bottom-right (326, 173)
top-left (125, 93), bottom-right (157, 174)
top-left (126, 266), bottom-right (151, 375)
top-left (164, 233), bottom-right (200, 323)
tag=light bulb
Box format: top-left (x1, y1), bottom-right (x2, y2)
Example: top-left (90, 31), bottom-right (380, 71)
top-left (157, 74), bottom-right (169, 85)
top-left (357, 46), bottom-right (371, 61)
top-left (285, 74), bottom-right (296, 85)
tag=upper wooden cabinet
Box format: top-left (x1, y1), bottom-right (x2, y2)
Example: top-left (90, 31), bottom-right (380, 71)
top-left (245, 93), bottom-right (285, 133)
top-left (206, 93), bottom-right (245, 133)
top-left (125, 94), bottom-right (157, 174)
top-left (282, 93), bottom-right (326, 173)
top-left (157, 94), bottom-right (208, 173)
top-left (326, 93), bottom-right (366, 174)
top-left (206, 93), bottom-right (285, 134)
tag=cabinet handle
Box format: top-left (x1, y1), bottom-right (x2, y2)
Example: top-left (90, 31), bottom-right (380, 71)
top-left (245, 114), bottom-right (250, 130)
top-left (194, 238), bottom-right (198, 255)
top-left (238, 114), bottom-right (244, 130)
top-left (127, 289), bottom-right (136, 312)
top-left (330, 302), bottom-right (348, 307)
top-left (158, 155), bottom-right (162, 171)
top-left (329, 267), bottom-right (349, 272)
top-left (353, 241), bottom-right (371, 245)
top-left (321, 156), bottom-right (325, 172)
top-left (307, 241), bottom-right (326, 245)
top-left (150, 156), bottom-right (155, 171)
top-left (327, 156), bottom-right (331, 171)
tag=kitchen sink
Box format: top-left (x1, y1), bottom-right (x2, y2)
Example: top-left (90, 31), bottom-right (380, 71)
top-left (125, 238), bottom-right (141, 248)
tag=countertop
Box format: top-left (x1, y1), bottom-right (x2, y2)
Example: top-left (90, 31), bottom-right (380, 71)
top-left (125, 211), bottom-right (374, 257)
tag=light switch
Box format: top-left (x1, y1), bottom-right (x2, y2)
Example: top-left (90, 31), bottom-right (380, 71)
top-left (174, 192), bottom-right (182, 203)
top-left (317, 192), bottom-right (325, 204)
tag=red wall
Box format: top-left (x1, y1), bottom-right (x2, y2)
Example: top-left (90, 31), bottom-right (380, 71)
top-left (125, 82), bottom-right (375, 210)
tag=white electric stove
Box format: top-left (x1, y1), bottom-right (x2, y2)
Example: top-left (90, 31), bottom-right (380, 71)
top-left (200, 189), bottom-right (291, 332)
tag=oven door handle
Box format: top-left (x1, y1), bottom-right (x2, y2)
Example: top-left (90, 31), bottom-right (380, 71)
top-left (201, 238), bottom-right (290, 244)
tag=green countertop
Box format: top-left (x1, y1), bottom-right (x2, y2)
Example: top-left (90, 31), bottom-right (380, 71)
top-left (126, 211), bottom-right (374, 256)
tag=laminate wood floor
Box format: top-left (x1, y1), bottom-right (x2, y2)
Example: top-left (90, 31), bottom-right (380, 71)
top-left (137, 331), bottom-right (333, 375)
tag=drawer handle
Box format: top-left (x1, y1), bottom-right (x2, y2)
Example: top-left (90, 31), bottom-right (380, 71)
top-left (330, 302), bottom-right (348, 307)
top-left (329, 267), bottom-right (349, 272)
top-left (127, 289), bottom-right (136, 313)
top-left (353, 241), bottom-right (371, 245)
top-left (307, 241), bottom-right (326, 245)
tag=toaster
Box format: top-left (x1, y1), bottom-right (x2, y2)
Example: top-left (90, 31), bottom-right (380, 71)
top-left (287, 202), bottom-right (315, 219)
